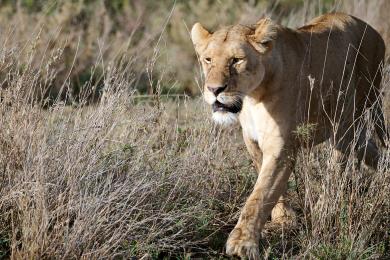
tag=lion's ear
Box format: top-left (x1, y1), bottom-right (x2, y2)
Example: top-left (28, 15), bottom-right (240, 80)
top-left (248, 18), bottom-right (277, 53)
top-left (191, 23), bottom-right (210, 53)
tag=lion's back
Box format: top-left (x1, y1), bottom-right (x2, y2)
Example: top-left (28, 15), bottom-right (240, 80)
top-left (293, 13), bottom-right (385, 134)
top-left (297, 12), bottom-right (384, 96)
top-left (298, 12), bottom-right (385, 61)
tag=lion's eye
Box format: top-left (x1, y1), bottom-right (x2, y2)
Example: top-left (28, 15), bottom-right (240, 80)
top-left (232, 57), bottom-right (244, 65)
top-left (204, 57), bottom-right (212, 64)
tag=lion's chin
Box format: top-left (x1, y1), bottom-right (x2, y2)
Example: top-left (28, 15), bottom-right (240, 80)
top-left (212, 111), bottom-right (238, 125)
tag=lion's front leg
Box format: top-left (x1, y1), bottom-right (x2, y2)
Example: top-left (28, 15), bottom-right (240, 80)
top-left (271, 195), bottom-right (296, 224)
top-left (226, 142), bottom-right (295, 259)
top-left (243, 132), bottom-right (263, 172)
top-left (243, 133), bottom-right (295, 225)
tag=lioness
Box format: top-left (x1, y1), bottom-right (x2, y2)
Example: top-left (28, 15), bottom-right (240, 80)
top-left (191, 13), bottom-right (387, 259)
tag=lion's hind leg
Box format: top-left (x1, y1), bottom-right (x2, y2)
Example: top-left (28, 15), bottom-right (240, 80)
top-left (333, 124), bottom-right (381, 170)
top-left (355, 136), bottom-right (380, 169)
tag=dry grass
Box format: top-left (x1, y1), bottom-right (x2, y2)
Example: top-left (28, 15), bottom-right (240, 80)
top-left (0, 0), bottom-right (390, 259)
top-left (1, 62), bottom-right (389, 260)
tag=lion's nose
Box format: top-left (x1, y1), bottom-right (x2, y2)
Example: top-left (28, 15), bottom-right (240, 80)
top-left (207, 84), bottom-right (227, 96)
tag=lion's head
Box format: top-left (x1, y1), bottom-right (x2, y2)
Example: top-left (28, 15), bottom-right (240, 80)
top-left (191, 19), bottom-right (278, 125)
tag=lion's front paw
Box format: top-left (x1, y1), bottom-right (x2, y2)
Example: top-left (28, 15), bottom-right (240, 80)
top-left (226, 228), bottom-right (260, 260)
top-left (271, 202), bottom-right (296, 225)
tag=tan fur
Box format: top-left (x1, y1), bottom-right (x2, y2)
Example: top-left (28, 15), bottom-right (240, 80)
top-left (192, 13), bottom-right (386, 260)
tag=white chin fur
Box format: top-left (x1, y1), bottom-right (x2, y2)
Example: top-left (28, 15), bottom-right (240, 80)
top-left (212, 111), bottom-right (238, 125)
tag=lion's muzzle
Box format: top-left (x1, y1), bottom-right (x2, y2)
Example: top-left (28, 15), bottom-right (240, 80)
top-left (207, 84), bottom-right (227, 96)
top-left (212, 100), bottom-right (242, 114)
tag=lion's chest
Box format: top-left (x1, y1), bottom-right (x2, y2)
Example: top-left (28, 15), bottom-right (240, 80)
top-left (242, 109), bottom-right (259, 141)
top-left (239, 99), bottom-right (281, 147)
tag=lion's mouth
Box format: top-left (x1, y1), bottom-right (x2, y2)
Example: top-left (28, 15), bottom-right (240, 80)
top-left (212, 100), bottom-right (242, 114)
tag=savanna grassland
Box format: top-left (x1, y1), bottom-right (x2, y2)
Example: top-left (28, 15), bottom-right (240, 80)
top-left (0, 0), bottom-right (389, 259)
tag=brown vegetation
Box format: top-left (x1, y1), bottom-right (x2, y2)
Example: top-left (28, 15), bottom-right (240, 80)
top-left (0, 0), bottom-right (389, 259)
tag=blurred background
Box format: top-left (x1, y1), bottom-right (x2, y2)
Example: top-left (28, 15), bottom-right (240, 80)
top-left (0, 1), bottom-right (389, 259)
top-left (0, 0), bottom-right (389, 104)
